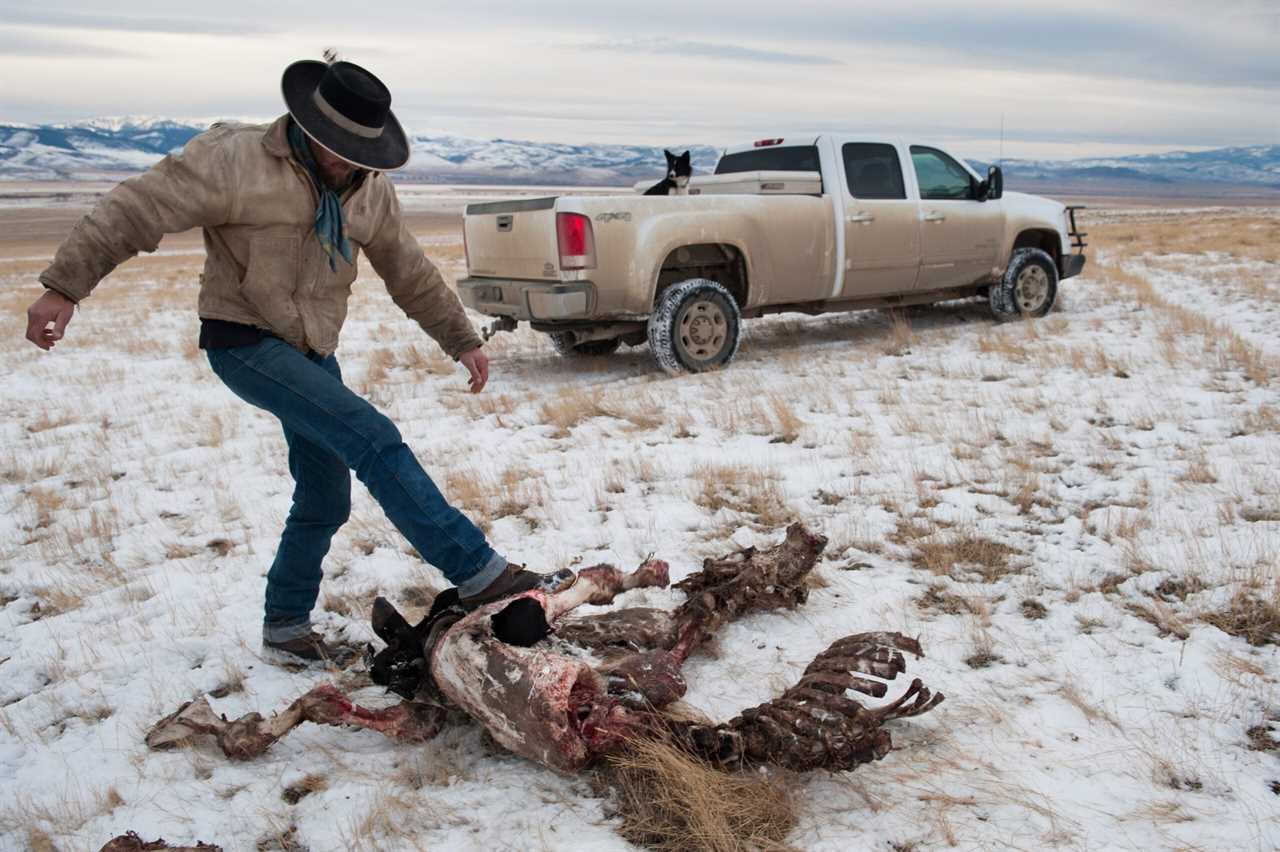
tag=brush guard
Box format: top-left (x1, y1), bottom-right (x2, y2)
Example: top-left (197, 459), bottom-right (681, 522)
top-left (1066, 205), bottom-right (1088, 252)
top-left (1062, 205), bottom-right (1088, 278)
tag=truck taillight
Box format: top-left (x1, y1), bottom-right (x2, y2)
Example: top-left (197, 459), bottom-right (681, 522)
top-left (556, 212), bottom-right (596, 271)
top-left (753, 138), bottom-right (784, 147)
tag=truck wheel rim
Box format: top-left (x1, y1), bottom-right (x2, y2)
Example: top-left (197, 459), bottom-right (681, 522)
top-left (1014, 266), bottom-right (1050, 313)
top-left (677, 299), bottom-right (728, 363)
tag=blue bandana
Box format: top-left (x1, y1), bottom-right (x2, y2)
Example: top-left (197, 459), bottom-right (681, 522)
top-left (287, 121), bottom-right (354, 272)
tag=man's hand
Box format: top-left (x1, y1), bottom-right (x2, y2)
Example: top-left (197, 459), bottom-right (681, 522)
top-left (458, 347), bottom-right (489, 393)
top-left (25, 290), bottom-right (76, 351)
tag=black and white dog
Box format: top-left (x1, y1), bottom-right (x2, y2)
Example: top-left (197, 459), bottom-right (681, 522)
top-left (644, 149), bottom-right (692, 196)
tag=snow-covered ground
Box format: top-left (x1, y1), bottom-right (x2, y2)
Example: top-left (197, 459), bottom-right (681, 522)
top-left (1, 206), bottom-right (1277, 851)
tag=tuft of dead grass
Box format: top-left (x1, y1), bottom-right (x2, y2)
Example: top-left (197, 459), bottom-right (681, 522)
top-left (1020, 598), bottom-right (1048, 620)
top-left (916, 582), bottom-right (978, 616)
top-left (603, 738), bottom-right (797, 852)
top-left (765, 393), bottom-right (804, 444)
top-left (1058, 680), bottom-right (1120, 728)
top-left (1245, 719), bottom-right (1279, 752)
top-left (539, 387), bottom-right (607, 438)
top-left (909, 526), bottom-right (1021, 583)
top-left (690, 464), bottom-right (790, 527)
top-left (281, 773), bottom-right (328, 805)
top-left (882, 309), bottom-right (913, 356)
top-left (1126, 600), bottom-right (1191, 640)
top-left (1203, 588), bottom-right (1280, 647)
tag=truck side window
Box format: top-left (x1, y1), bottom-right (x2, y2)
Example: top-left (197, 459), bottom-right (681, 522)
top-left (910, 146), bottom-right (976, 200)
top-left (842, 143), bottom-right (906, 200)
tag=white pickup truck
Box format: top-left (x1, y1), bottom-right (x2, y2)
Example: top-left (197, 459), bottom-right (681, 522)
top-left (459, 135), bottom-right (1086, 373)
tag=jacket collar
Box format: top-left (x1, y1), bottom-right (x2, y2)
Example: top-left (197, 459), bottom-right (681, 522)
top-left (263, 113), bottom-right (371, 197)
top-left (261, 114), bottom-right (293, 159)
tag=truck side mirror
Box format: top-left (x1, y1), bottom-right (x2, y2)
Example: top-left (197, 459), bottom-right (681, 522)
top-left (986, 165), bottom-right (1003, 200)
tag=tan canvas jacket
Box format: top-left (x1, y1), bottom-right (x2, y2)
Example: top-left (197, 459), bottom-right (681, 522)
top-left (39, 115), bottom-right (482, 358)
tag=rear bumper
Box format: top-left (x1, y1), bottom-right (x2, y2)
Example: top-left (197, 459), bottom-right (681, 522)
top-left (1060, 253), bottom-right (1086, 280)
top-left (458, 278), bottom-right (595, 321)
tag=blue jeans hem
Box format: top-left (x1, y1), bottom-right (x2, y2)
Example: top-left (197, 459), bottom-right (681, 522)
top-left (456, 551), bottom-right (508, 597)
top-left (263, 618), bottom-right (313, 643)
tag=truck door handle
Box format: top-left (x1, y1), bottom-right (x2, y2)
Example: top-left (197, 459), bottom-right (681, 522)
top-left (921, 211), bottom-right (946, 223)
top-left (846, 212), bottom-right (875, 224)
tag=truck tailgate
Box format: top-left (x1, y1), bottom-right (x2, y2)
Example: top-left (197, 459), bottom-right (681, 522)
top-left (463, 197), bottom-right (559, 280)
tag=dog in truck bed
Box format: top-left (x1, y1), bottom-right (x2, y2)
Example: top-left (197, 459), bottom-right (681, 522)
top-left (644, 149), bottom-right (692, 196)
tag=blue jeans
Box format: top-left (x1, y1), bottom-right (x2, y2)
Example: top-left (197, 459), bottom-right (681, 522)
top-left (206, 337), bottom-right (506, 642)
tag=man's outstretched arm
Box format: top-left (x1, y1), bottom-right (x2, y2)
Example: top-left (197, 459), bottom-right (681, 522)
top-left (27, 127), bottom-right (234, 349)
top-left (363, 182), bottom-right (488, 392)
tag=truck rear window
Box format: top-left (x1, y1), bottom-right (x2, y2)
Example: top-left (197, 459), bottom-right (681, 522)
top-left (715, 145), bottom-right (821, 175)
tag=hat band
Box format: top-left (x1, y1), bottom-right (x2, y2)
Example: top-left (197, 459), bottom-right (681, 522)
top-left (311, 90), bottom-right (384, 139)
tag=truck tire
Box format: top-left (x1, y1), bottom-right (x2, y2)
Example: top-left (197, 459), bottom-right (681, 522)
top-left (990, 248), bottom-right (1058, 320)
top-left (548, 332), bottom-right (621, 357)
top-left (647, 278), bottom-right (742, 375)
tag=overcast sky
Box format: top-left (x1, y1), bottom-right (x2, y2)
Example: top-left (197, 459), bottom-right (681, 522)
top-left (2, 0), bottom-right (1277, 160)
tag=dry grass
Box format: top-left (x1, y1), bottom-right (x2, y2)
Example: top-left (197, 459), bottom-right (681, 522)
top-left (1126, 600), bottom-right (1192, 640)
top-left (0, 784), bottom-right (127, 849)
top-left (1211, 651), bottom-right (1271, 689)
top-left (916, 582), bottom-right (980, 616)
top-left (443, 466), bottom-right (499, 531)
top-left (1178, 451), bottom-right (1218, 485)
top-left (1020, 598), bottom-right (1048, 620)
top-left (210, 662), bottom-right (247, 698)
top-left (963, 619), bottom-right (1001, 669)
top-left (1090, 260), bottom-right (1275, 384)
top-left (765, 393), bottom-right (805, 444)
top-left (882, 309), bottom-right (913, 356)
top-left (1238, 403), bottom-right (1279, 435)
top-left (1092, 215), bottom-right (1280, 265)
top-left (1203, 587), bottom-right (1280, 647)
top-left (907, 524), bottom-right (1021, 583)
top-left (691, 464), bottom-right (790, 527)
top-left (603, 738), bottom-right (797, 852)
top-left (539, 387), bottom-right (610, 437)
top-left (281, 773), bottom-right (329, 805)
top-left (1058, 679), bottom-right (1121, 728)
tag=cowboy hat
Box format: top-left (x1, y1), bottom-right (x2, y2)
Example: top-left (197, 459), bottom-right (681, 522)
top-left (281, 58), bottom-right (410, 171)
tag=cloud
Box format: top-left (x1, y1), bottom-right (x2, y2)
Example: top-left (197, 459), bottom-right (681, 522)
top-left (413, 0), bottom-right (1280, 90)
top-left (0, 28), bottom-right (137, 58)
top-left (0, 0), bottom-right (1274, 157)
top-left (0, 6), bottom-right (276, 37)
top-left (570, 37), bottom-right (841, 67)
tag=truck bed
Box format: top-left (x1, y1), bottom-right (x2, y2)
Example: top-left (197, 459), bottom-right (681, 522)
top-left (629, 170), bottom-right (822, 196)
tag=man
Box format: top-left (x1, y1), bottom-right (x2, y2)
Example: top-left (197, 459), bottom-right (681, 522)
top-left (24, 57), bottom-right (547, 662)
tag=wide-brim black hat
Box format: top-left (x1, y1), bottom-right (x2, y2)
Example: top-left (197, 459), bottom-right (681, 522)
top-left (282, 59), bottom-right (410, 171)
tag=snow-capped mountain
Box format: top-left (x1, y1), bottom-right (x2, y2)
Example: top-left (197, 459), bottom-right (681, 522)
top-left (1, 117), bottom-right (1277, 191)
top-left (0, 117), bottom-right (719, 184)
top-left (399, 134), bottom-right (720, 185)
top-left (971, 146), bottom-right (1280, 189)
top-left (0, 119), bottom-right (213, 179)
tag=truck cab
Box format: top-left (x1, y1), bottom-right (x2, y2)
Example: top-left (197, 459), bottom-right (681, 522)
top-left (713, 136), bottom-right (1079, 298)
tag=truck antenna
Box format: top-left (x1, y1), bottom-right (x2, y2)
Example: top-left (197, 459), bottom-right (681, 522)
top-left (999, 112), bottom-right (1005, 166)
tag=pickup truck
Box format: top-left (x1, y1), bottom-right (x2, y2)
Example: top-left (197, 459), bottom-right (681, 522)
top-left (458, 135), bottom-right (1087, 373)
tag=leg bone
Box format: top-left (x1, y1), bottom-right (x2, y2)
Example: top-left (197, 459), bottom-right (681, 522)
top-left (542, 559), bottom-right (670, 622)
top-left (146, 683), bottom-right (445, 760)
